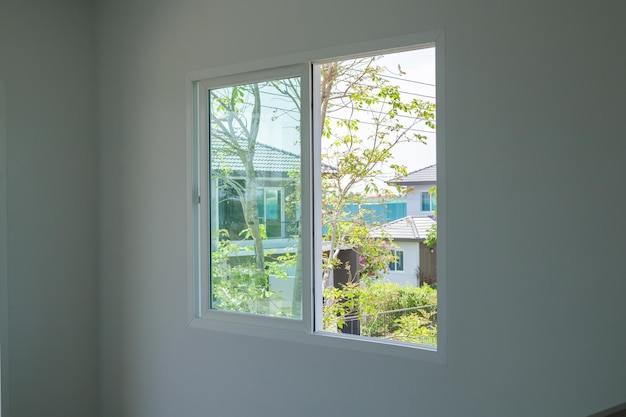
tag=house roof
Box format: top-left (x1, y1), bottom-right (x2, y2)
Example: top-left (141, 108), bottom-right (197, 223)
top-left (388, 164), bottom-right (436, 186)
top-left (211, 140), bottom-right (301, 175)
top-left (211, 139), bottom-right (337, 175)
top-left (369, 215), bottom-right (436, 240)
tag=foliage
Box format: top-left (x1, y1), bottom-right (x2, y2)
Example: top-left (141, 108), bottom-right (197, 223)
top-left (361, 280), bottom-right (436, 311)
top-left (423, 185), bottom-right (438, 247)
top-left (424, 224), bottom-right (437, 248)
top-left (357, 239), bottom-right (397, 281)
top-left (392, 313), bottom-right (437, 345)
top-left (211, 230), bottom-right (295, 317)
top-left (323, 281), bottom-right (437, 343)
top-left (322, 280), bottom-right (361, 331)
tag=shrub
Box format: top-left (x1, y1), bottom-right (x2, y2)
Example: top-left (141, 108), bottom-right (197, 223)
top-left (393, 313), bottom-right (437, 345)
top-left (323, 280), bottom-right (437, 342)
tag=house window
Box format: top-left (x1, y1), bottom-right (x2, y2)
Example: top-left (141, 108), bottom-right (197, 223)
top-left (258, 187), bottom-right (284, 238)
top-left (389, 250), bottom-right (404, 272)
top-left (218, 181), bottom-right (290, 240)
top-left (421, 191), bottom-right (437, 212)
top-left (191, 34), bottom-right (443, 356)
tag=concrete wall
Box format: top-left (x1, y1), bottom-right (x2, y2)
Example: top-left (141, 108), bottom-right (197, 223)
top-left (96, 1), bottom-right (626, 416)
top-left (0, 0), bottom-right (99, 416)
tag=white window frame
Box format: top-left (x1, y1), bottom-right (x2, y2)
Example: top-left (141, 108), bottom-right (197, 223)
top-left (421, 191), bottom-right (436, 213)
top-left (389, 250), bottom-right (405, 272)
top-left (187, 31), bottom-right (446, 362)
top-left (191, 64), bottom-right (314, 333)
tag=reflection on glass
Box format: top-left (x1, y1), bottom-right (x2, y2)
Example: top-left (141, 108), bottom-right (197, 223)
top-left (208, 77), bottom-right (302, 319)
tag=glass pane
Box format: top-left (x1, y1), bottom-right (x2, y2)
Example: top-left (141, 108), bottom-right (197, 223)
top-left (264, 189), bottom-right (283, 238)
top-left (320, 47), bottom-right (437, 346)
top-left (265, 189), bottom-right (279, 220)
top-left (208, 77), bottom-right (301, 319)
top-left (421, 192), bottom-right (431, 212)
top-left (218, 180), bottom-right (246, 239)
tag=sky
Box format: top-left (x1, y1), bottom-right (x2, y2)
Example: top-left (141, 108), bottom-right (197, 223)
top-left (376, 47), bottom-right (437, 175)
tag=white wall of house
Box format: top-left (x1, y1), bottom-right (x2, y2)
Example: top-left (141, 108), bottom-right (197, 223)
top-left (383, 241), bottom-right (420, 287)
top-left (2, 1), bottom-right (626, 417)
top-left (406, 184), bottom-right (436, 216)
top-left (268, 275), bottom-right (296, 313)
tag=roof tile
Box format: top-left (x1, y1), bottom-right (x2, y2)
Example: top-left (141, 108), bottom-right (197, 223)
top-left (370, 215), bottom-right (436, 240)
top-left (388, 164), bottom-right (436, 185)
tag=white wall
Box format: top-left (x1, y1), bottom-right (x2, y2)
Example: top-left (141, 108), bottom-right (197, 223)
top-left (0, 0), bottom-right (99, 416)
top-left (1, 80), bottom-right (7, 417)
top-left (407, 184), bottom-right (436, 216)
top-left (383, 241), bottom-right (420, 286)
top-left (96, 1), bottom-right (626, 417)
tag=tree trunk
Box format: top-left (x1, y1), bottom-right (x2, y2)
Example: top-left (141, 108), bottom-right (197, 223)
top-left (241, 168), bottom-right (265, 273)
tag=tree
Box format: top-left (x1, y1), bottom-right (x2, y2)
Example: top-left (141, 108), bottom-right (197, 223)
top-left (210, 83), bottom-right (266, 273)
top-left (320, 56), bottom-right (436, 290)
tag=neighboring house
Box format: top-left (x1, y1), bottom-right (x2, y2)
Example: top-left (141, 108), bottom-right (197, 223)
top-left (388, 164), bottom-right (437, 217)
top-left (370, 164), bottom-right (438, 286)
top-left (370, 215), bottom-right (436, 286)
top-left (211, 139), bottom-right (300, 247)
top-left (212, 138), bottom-right (337, 246)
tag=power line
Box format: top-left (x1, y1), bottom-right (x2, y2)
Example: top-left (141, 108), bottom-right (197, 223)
top-left (341, 68), bottom-right (436, 87)
top-left (326, 115), bottom-right (435, 135)
top-left (212, 77), bottom-right (436, 105)
top-left (377, 73), bottom-right (436, 87)
top-left (210, 81), bottom-right (436, 126)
